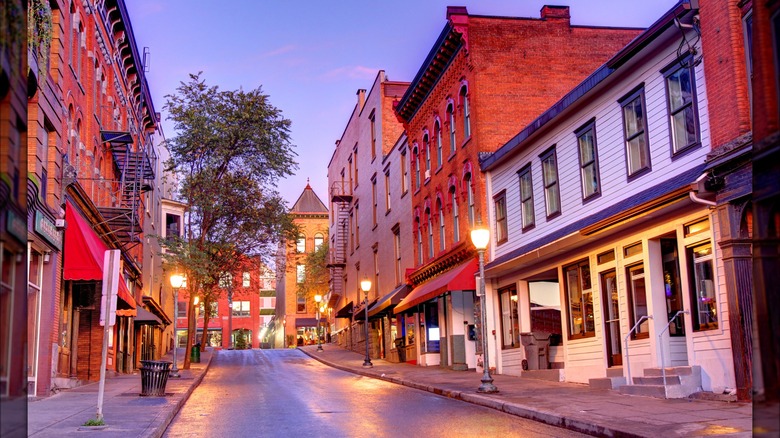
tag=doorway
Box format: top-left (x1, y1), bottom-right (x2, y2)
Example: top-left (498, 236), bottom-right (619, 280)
top-left (600, 270), bottom-right (622, 367)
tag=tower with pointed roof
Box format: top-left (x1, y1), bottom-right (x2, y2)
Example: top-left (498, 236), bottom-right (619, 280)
top-left (274, 182), bottom-right (329, 347)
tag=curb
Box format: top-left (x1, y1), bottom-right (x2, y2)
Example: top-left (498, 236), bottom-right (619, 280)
top-left (299, 348), bottom-right (645, 438)
top-left (149, 352), bottom-right (214, 438)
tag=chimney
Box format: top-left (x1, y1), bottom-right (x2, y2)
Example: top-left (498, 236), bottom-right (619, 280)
top-left (357, 89), bottom-right (366, 111)
top-left (540, 5), bottom-right (570, 21)
top-left (447, 6), bottom-right (468, 19)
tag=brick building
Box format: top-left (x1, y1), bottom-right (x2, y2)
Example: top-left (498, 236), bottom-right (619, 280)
top-left (392, 5), bottom-right (642, 369)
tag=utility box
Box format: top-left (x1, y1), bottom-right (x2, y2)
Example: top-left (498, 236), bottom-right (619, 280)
top-left (520, 332), bottom-right (552, 370)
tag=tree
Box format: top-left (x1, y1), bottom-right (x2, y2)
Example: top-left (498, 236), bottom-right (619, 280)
top-left (162, 73), bottom-right (299, 368)
top-left (296, 241), bottom-right (329, 312)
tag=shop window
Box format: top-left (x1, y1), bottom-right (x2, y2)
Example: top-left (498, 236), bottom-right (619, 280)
top-left (529, 281), bottom-right (562, 338)
top-left (688, 242), bottom-right (717, 331)
top-left (499, 285), bottom-right (519, 349)
top-left (626, 263), bottom-right (649, 339)
top-left (564, 260), bottom-right (594, 339)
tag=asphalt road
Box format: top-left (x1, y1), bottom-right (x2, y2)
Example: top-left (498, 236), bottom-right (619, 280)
top-left (164, 349), bottom-right (589, 437)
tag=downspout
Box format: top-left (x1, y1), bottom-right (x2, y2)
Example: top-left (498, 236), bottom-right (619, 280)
top-left (689, 172), bottom-right (717, 206)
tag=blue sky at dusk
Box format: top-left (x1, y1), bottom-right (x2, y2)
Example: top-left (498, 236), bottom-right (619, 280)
top-left (126, 0), bottom-right (678, 207)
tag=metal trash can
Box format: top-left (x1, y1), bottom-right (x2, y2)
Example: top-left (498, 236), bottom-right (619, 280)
top-left (520, 332), bottom-right (552, 370)
top-left (140, 360), bottom-right (172, 396)
top-left (190, 343), bottom-right (201, 363)
top-left (394, 338), bottom-right (406, 363)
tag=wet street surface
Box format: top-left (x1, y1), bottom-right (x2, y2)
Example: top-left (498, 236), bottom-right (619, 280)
top-left (164, 349), bottom-right (588, 437)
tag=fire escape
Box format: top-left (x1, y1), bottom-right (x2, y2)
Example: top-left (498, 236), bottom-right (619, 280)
top-left (327, 180), bottom-right (351, 309)
top-left (97, 130), bottom-right (155, 252)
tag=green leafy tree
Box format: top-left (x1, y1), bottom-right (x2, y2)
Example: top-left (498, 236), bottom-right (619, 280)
top-left (296, 241), bottom-right (329, 312)
top-left (163, 73), bottom-right (298, 368)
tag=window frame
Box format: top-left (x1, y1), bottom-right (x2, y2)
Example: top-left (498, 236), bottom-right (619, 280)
top-left (369, 110), bottom-right (377, 161)
top-left (563, 259), bottom-right (595, 340)
top-left (450, 186), bottom-right (460, 243)
top-left (465, 173), bottom-right (475, 227)
top-left (435, 118), bottom-right (444, 165)
top-left (662, 57), bottom-right (701, 157)
top-left (687, 241), bottom-right (718, 332)
top-left (619, 85), bottom-right (652, 179)
top-left (499, 285), bottom-right (520, 349)
top-left (447, 101), bottom-right (456, 155)
top-left (423, 131), bottom-right (431, 174)
top-left (574, 119), bottom-right (601, 201)
top-left (460, 84), bottom-right (471, 140)
top-left (493, 190), bottom-right (508, 245)
top-left (626, 263), bottom-right (650, 339)
top-left (437, 196), bottom-right (446, 251)
top-left (296, 234), bottom-right (306, 253)
top-left (540, 146), bottom-right (561, 219)
top-left (517, 164), bottom-right (535, 231)
top-left (371, 175), bottom-right (378, 228)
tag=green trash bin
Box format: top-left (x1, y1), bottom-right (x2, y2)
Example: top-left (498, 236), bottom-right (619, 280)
top-left (190, 343), bottom-right (201, 363)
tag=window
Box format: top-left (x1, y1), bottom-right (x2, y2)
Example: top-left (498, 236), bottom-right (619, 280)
top-left (597, 250), bottom-right (615, 265)
top-left (424, 132), bottom-right (431, 173)
top-left (664, 62), bottom-right (699, 154)
top-left (296, 234), bottom-right (306, 253)
top-left (413, 146), bottom-right (421, 190)
top-left (219, 273), bottom-right (232, 289)
top-left (232, 301), bottom-right (250, 317)
top-left (198, 302), bottom-right (218, 319)
top-left (624, 242), bottom-right (643, 257)
top-left (518, 165), bottom-right (535, 230)
top-left (626, 263), bottom-right (649, 339)
top-left (688, 242), bottom-right (717, 331)
top-left (499, 285), bottom-right (519, 349)
top-left (541, 147), bottom-right (561, 217)
top-left (416, 217), bottom-right (423, 266)
top-left (370, 111), bottom-right (377, 160)
top-left (373, 248), bottom-right (380, 297)
top-left (384, 171), bottom-right (391, 212)
top-left (465, 173), bottom-right (475, 226)
top-left (447, 101), bottom-right (456, 154)
top-left (349, 211), bottom-right (355, 253)
top-left (437, 197), bottom-right (446, 251)
top-left (242, 272), bottom-right (250, 288)
top-left (576, 121), bottom-right (600, 199)
top-left (620, 88), bottom-right (651, 176)
top-left (435, 119), bottom-right (443, 165)
top-left (393, 225), bottom-right (402, 285)
top-left (297, 291), bottom-right (306, 313)
top-left (296, 264), bottom-right (305, 283)
top-left (371, 177), bottom-right (378, 227)
top-left (426, 207), bottom-right (434, 260)
top-left (451, 187), bottom-right (460, 243)
top-left (348, 156), bottom-right (354, 192)
top-left (461, 85), bottom-right (471, 139)
top-left (354, 147), bottom-right (359, 187)
top-left (401, 149), bottom-right (409, 194)
top-left (355, 203), bottom-right (360, 248)
top-left (494, 191), bottom-right (508, 244)
top-left (314, 233), bottom-right (324, 252)
top-left (176, 302), bottom-right (187, 318)
top-left (564, 260), bottom-right (594, 339)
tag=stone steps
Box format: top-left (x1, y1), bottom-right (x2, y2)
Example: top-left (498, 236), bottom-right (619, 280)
top-left (617, 365), bottom-right (702, 399)
top-left (521, 369), bottom-right (562, 382)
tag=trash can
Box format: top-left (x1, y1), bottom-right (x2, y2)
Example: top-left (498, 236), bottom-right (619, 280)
top-left (520, 332), bottom-right (552, 370)
top-left (394, 338), bottom-right (406, 363)
top-left (190, 343), bottom-right (201, 363)
top-left (140, 360), bottom-right (172, 396)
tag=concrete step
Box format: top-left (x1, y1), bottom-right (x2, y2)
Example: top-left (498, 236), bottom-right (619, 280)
top-left (618, 384), bottom-right (667, 398)
top-left (589, 376), bottom-right (627, 389)
top-left (632, 375), bottom-right (681, 385)
top-left (605, 367), bottom-right (624, 377)
top-left (643, 365), bottom-right (698, 377)
top-left (521, 369), bottom-right (562, 382)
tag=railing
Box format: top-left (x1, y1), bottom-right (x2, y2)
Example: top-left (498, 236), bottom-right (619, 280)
top-left (658, 310), bottom-right (689, 397)
top-left (624, 315), bottom-right (652, 385)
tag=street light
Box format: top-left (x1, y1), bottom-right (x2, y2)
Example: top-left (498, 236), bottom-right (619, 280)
top-left (169, 274), bottom-right (185, 378)
top-left (471, 222), bottom-right (498, 393)
top-left (360, 278), bottom-right (373, 368)
top-left (193, 296), bottom-right (200, 348)
top-left (314, 294), bottom-right (323, 351)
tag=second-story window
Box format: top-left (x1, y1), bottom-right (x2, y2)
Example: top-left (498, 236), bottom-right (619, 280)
top-left (466, 173), bottom-right (475, 227)
top-left (664, 62), bottom-right (699, 155)
top-left (242, 272), bottom-right (250, 288)
top-left (296, 264), bottom-right (305, 283)
top-left (620, 87), bottom-right (650, 177)
top-left (576, 121), bottom-right (600, 200)
top-left (437, 197), bottom-right (446, 251)
top-left (426, 206), bottom-right (434, 260)
top-left (296, 234), bottom-right (306, 253)
top-left (314, 233), bottom-right (324, 252)
top-left (415, 215), bottom-right (423, 266)
top-left (494, 191), bottom-right (507, 244)
top-left (451, 186), bottom-right (460, 243)
top-left (461, 84), bottom-right (471, 139)
top-left (393, 225), bottom-right (402, 285)
top-left (518, 165), bottom-right (535, 230)
top-left (540, 147), bottom-right (561, 218)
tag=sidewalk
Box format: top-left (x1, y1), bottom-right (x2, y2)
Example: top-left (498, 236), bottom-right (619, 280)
top-left (299, 344), bottom-right (754, 438)
top-left (27, 348), bottom-right (212, 438)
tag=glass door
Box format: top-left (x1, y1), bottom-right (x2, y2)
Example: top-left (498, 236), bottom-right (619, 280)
top-left (600, 270), bottom-right (622, 367)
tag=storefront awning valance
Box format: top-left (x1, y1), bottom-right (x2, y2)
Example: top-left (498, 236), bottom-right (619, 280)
top-left (295, 317), bottom-right (326, 328)
top-left (353, 299), bottom-right (378, 321)
top-left (394, 259), bottom-right (477, 315)
top-left (335, 301), bottom-right (353, 319)
top-left (63, 202), bottom-right (136, 309)
top-left (133, 307), bottom-right (162, 325)
top-left (368, 284), bottom-right (410, 318)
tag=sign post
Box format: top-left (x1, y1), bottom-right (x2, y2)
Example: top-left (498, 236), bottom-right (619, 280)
top-left (96, 250), bottom-right (120, 422)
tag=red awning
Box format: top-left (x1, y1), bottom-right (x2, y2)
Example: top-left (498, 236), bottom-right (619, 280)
top-left (64, 202), bottom-right (136, 309)
top-left (394, 259), bottom-right (478, 314)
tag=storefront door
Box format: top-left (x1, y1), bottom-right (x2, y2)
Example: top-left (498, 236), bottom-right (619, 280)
top-left (600, 270), bottom-right (622, 367)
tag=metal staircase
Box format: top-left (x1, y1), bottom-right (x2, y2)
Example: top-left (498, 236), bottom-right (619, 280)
top-left (327, 181), bottom-right (351, 305)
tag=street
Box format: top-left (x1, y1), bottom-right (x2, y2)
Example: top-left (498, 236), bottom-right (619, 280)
top-left (164, 349), bottom-right (588, 437)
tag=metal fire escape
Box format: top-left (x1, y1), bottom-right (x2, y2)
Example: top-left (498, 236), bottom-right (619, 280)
top-left (326, 180), bottom-right (351, 306)
top-left (97, 130), bottom-right (155, 251)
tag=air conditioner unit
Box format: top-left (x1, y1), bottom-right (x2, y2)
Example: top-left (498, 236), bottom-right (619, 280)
top-left (424, 169), bottom-right (431, 180)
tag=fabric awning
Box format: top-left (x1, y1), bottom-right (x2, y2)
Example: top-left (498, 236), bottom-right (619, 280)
top-left (63, 202), bottom-right (136, 309)
top-left (133, 307), bottom-right (162, 325)
top-left (394, 259), bottom-right (478, 314)
top-left (353, 299), bottom-right (378, 321)
top-left (335, 301), bottom-right (353, 319)
top-left (368, 284), bottom-right (410, 318)
top-left (295, 317), bottom-right (326, 328)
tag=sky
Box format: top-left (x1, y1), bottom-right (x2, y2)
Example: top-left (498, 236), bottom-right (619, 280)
top-left (125, 0), bottom-right (679, 208)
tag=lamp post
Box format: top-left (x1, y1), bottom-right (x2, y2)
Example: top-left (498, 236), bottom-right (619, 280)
top-left (360, 278), bottom-right (373, 368)
top-left (471, 223), bottom-right (498, 393)
top-left (169, 274), bottom-right (185, 378)
top-left (193, 296), bottom-right (200, 347)
top-left (314, 294), bottom-right (323, 351)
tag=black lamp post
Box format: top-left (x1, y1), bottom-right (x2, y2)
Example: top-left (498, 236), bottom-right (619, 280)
top-left (360, 278), bottom-right (373, 368)
top-left (471, 223), bottom-right (498, 393)
top-left (315, 294), bottom-right (323, 351)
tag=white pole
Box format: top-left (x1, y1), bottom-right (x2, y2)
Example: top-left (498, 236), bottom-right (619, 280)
top-left (95, 281), bottom-right (113, 421)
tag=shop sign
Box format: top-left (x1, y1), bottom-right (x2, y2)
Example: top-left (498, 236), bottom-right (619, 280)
top-left (35, 211), bottom-right (62, 250)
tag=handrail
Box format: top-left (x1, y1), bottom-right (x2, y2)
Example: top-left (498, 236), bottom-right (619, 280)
top-left (658, 310), bottom-right (689, 397)
top-left (624, 315), bottom-right (652, 385)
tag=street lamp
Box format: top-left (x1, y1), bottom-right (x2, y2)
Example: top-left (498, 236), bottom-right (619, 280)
top-left (169, 274), bottom-right (185, 378)
top-left (360, 278), bottom-right (373, 368)
top-left (471, 222), bottom-right (498, 393)
top-left (193, 296), bottom-right (200, 348)
top-left (314, 294), bottom-right (323, 351)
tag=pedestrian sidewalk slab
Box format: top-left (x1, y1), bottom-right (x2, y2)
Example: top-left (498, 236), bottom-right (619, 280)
top-left (299, 345), bottom-right (753, 437)
top-left (27, 348), bottom-right (212, 438)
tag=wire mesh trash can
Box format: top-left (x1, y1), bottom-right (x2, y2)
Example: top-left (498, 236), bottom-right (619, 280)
top-left (140, 360), bottom-right (172, 396)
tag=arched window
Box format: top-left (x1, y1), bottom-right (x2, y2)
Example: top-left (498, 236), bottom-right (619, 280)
top-left (314, 233), bottom-right (325, 251)
top-left (447, 100), bottom-right (456, 154)
top-left (413, 143), bottom-right (421, 190)
top-left (460, 84), bottom-right (471, 139)
top-left (434, 118), bottom-right (443, 167)
top-left (465, 172), bottom-right (475, 226)
top-left (437, 196), bottom-right (446, 251)
top-left (425, 205), bottom-right (434, 260)
top-left (415, 212), bottom-right (423, 266)
top-left (296, 234), bottom-right (306, 253)
top-left (450, 184), bottom-right (460, 243)
top-left (423, 131), bottom-right (431, 173)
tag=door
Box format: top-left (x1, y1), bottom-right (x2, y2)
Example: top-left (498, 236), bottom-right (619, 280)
top-left (600, 270), bottom-right (622, 367)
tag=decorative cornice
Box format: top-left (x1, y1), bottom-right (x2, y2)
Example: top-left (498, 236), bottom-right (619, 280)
top-left (408, 240), bottom-right (475, 286)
